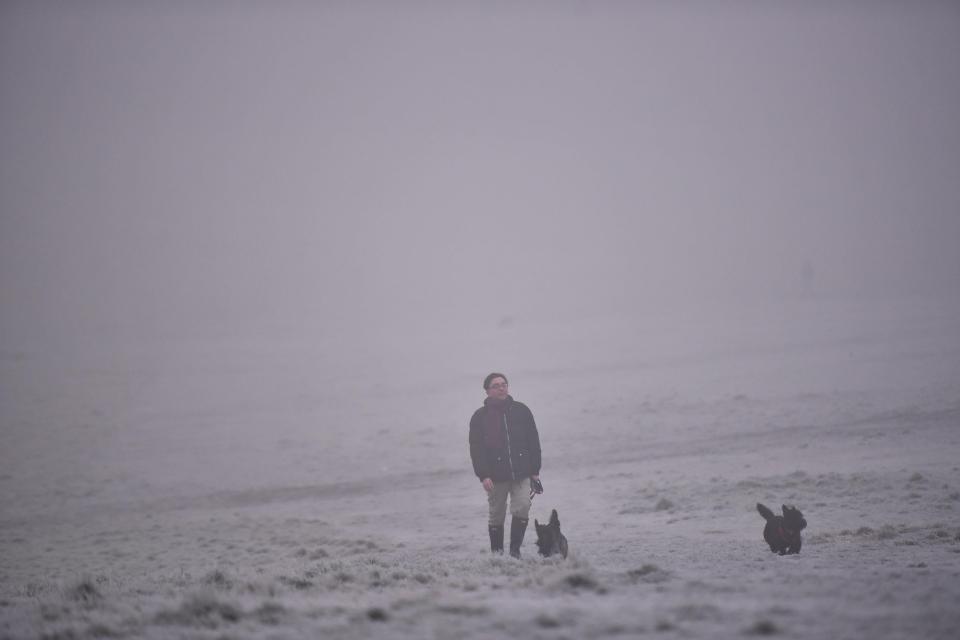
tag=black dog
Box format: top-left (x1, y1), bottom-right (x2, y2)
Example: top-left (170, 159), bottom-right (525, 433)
top-left (534, 509), bottom-right (568, 558)
top-left (756, 503), bottom-right (807, 555)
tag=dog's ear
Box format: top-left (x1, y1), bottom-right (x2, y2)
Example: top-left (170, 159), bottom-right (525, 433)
top-left (550, 509), bottom-right (560, 528)
top-left (782, 504), bottom-right (790, 514)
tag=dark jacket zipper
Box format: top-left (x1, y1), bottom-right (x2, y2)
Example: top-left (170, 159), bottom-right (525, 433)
top-left (502, 410), bottom-right (516, 481)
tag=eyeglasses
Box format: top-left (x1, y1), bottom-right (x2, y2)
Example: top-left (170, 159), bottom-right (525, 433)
top-left (489, 383), bottom-right (508, 390)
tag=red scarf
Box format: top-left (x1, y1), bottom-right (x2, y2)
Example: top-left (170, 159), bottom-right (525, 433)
top-left (483, 398), bottom-right (506, 449)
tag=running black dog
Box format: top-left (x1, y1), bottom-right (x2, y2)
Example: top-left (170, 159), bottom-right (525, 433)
top-left (534, 509), bottom-right (568, 558)
top-left (756, 503), bottom-right (807, 555)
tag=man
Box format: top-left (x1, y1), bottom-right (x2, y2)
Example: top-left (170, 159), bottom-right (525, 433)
top-left (469, 372), bottom-right (542, 558)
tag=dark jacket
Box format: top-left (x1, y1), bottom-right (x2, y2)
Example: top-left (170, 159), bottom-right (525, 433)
top-left (469, 396), bottom-right (541, 482)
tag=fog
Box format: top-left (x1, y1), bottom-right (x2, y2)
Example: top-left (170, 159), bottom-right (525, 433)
top-left (2, 5), bottom-right (960, 638)
top-left (2, 1), bottom-right (958, 358)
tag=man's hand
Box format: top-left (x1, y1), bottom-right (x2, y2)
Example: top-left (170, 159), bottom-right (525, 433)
top-left (529, 475), bottom-right (543, 496)
top-left (482, 478), bottom-right (494, 492)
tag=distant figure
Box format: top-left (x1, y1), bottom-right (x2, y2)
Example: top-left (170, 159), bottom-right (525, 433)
top-left (469, 372), bottom-right (542, 558)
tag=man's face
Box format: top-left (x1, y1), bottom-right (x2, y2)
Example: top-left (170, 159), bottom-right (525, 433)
top-left (486, 377), bottom-right (509, 401)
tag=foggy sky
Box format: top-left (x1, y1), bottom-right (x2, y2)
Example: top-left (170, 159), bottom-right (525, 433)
top-left (2, 1), bottom-right (958, 350)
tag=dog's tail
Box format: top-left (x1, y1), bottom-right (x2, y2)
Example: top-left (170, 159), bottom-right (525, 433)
top-left (756, 503), bottom-right (776, 521)
top-left (549, 509), bottom-right (560, 528)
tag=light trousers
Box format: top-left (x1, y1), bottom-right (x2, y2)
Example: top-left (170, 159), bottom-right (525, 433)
top-left (487, 477), bottom-right (531, 526)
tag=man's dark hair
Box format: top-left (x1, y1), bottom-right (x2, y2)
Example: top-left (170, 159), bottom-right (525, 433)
top-left (483, 372), bottom-right (508, 390)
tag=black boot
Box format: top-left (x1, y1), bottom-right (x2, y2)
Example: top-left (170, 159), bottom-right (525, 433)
top-left (509, 516), bottom-right (528, 558)
top-left (488, 525), bottom-right (504, 553)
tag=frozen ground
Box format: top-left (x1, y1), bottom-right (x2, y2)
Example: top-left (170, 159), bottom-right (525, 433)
top-left (1, 295), bottom-right (959, 639)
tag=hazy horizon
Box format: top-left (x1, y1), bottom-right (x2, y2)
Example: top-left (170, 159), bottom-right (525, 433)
top-left (2, 8), bottom-right (959, 637)
top-left (2, 2), bottom-right (958, 352)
